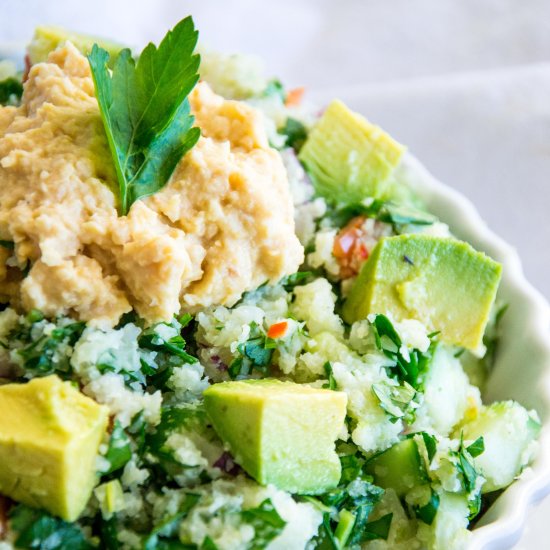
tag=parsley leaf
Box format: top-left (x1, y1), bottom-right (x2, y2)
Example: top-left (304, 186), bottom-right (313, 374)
top-left (326, 199), bottom-right (437, 230)
top-left (360, 513), bottom-right (393, 542)
top-left (280, 271), bottom-right (312, 291)
top-left (137, 316), bottom-right (198, 389)
top-left (102, 420), bottom-right (132, 475)
top-left (241, 499), bottom-right (286, 549)
top-left (0, 77), bottom-right (23, 106)
top-left (451, 433), bottom-right (485, 519)
top-left (317, 453), bottom-right (386, 547)
top-left (143, 492), bottom-right (200, 550)
top-left (369, 314), bottom-right (434, 390)
top-left (369, 315), bottom-right (436, 424)
top-left (97, 516), bottom-right (119, 550)
top-left (145, 403), bottom-right (216, 478)
top-left (262, 79), bottom-right (286, 102)
top-left (413, 489), bottom-right (440, 525)
top-left (420, 431), bottom-right (438, 462)
top-left (201, 537), bottom-right (219, 550)
top-left (228, 322), bottom-right (275, 379)
top-left (279, 117), bottom-right (308, 151)
top-left (6, 311), bottom-right (85, 378)
top-left (322, 361), bottom-right (337, 390)
top-left (88, 16), bottom-right (201, 215)
top-left (372, 381), bottom-right (420, 424)
top-left (10, 504), bottom-right (92, 550)
top-left (466, 436), bottom-right (485, 458)
top-left (0, 240), bottom-right (14, 250)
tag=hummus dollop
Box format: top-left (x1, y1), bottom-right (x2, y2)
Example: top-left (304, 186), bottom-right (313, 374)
top-left (0, 44), bottom-right (304, 327)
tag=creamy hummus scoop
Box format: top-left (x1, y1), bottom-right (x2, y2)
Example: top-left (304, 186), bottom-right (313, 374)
top-left (0, 43), bottom-right (304, 327)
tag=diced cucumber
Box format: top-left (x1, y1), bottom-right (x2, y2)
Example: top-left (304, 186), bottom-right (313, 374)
top-left (94, 479), bottom-right (124, 518)
top-left (365, 438), bottom-right (428, 497)
top-left (414, 346), bottom-right (476, 437)
top-left (457, 401), bottom-right (540, 493)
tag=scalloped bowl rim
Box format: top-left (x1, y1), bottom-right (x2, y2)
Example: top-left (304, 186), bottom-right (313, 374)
top-left (400, 153), bottom-right (550, 549)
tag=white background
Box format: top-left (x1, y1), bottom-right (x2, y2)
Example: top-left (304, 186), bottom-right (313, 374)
top-left (2, 1), bottom-right (550, 547)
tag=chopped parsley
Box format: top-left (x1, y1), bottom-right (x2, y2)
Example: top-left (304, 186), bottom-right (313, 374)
top-left (420, 431), bottom-right (438, 462)
top-left (325, 199), bottom-right (437, 230)
top-left (0, 240), bottom-right (14, 250)
top-left (0, 77), bottom-right (23, 106)
top-left (372, 380), bottom-right (421, 424)
top-left (241, 499), bottom-right (287, 549)
top-left (322, 361), bottom-right (337, 390)
top-left (280, 270), bottom-right (312, 291)
top-left (4, 310), bottom-right (85, 378)
top-left (142, 492), bottom-right (200, 549)
top-left (144, 403), bottom-right (217, 478)
top-left (413, 488), bottom-right (440, 525)
top-left (228, 322), bottom-right (276, 379)
top-left (451, 434), bottom-right (485, 519)
top-left (368, 314), bottom-right (436, 424)
top-left (9, 504), bottom-right (92, 550)
top-left (138, 315), bottom-right (198, 389)
top-left (315, 453), bottom-right (388, 547)
top-left (369, 314), bottom-right (435, 389)
top-left (262, 79), bottom-right (286, 102)
top-left (102, 420), bottom-right (132, 475)
top-left (279, 117), bottom-right (308, 151)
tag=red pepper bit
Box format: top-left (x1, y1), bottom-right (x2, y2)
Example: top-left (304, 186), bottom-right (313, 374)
top-left (267, 321), bottom-right (289, 339)
top-left (285, 87), bottom-right (305, 107)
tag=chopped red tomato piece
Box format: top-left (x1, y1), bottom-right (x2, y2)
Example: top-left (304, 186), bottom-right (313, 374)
top-left (267, 321), bottom-right (289, 339)
top-left (332, 216), bottom-right (372, 278)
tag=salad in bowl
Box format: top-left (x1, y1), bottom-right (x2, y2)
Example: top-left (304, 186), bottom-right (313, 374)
top-left (0, 16), bottom-right (542, 550)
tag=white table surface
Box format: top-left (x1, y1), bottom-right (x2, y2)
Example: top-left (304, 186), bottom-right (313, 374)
top-left (2, 1), bottom-right (550, 547)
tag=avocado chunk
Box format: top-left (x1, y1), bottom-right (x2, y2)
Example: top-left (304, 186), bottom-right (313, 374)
top-left (203, 379), bottom-right (347, 494)
top-left (0, 375), bottom-right (109, 521)
top-left (27, 26), bottom-right (124, 65)
top-left (342, 234), bottom-right (502, 350)
top-left (365, 438), bottom-right (428, 497)
top-left (456, 401), bottom-right (540, 493)
top-left (298, 99), bottom-right (405, 204)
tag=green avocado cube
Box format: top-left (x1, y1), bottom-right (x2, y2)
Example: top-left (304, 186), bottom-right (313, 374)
top-left (0, 375), bottom-right (109, 521)
top-left (298, 99), bottom-right (405, 204)
top-left (342, 234), bottom-right (502, 350)
top-left (27, 26), bottom-right (124, 65)
top-left (203, 379), bottom-right (347, 494)
top-left (364, 438), bottom-right (428, 497)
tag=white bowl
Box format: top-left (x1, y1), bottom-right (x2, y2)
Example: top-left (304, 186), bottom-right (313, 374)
top-left (399, 153), bottom-right (550, 549)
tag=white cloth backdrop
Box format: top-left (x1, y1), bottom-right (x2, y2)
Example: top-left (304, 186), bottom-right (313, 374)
top-left (2, 1), bottom-right (550, 547)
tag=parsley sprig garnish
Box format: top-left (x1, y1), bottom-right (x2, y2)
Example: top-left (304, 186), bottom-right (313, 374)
top-left (88, 16), bottom-right (201, 215)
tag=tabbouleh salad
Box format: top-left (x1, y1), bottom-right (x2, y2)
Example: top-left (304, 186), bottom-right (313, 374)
top-left (0, 16), bottom-right (541, 550)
